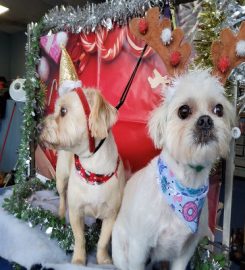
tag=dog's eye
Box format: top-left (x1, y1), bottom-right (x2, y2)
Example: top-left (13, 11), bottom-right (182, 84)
top-left (60, 107), bottom-right (67, 117)
top-left (178, 105), bottom-right (192, 120)
top-left (213, 104), bottom-right (223, 117)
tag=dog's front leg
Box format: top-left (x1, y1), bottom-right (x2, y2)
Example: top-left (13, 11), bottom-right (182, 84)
top-left (96, 215), bottom-right (116, 264)
top-left (56, 175), bottom-right (68, 219)
top-left (170, 240), bottom-right (198, 270)
top-left (69, 208), bottom-right (86, 265)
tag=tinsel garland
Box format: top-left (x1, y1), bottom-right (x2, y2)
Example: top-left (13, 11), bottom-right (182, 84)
top-left (2, 178), bottom-right (100, 252)
top-left (43, 0), bottom-right (164, 34)
top-left (191, 237), bottom-right (231, 270)
top-left (14, 21), bottom-right (46, 184)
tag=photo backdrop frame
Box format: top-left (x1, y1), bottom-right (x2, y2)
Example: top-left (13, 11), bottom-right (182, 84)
top-left (4, 0), bottom-right (245, 268)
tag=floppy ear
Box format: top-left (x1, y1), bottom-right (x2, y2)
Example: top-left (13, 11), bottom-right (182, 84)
top-left (89, 91), bottom-right (118, 139)
top-left (148, 103), bottom-right (167, 149)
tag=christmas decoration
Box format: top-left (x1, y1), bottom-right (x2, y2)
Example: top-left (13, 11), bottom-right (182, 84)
top-left (3, 178), bottom-right (100, 252)
top-left (211, 22), bottom-right (245, 84)
top-left (43, 1), bottom-right (164, 34)
top-left (58, 46), bottom-right (81, 96)
top-left (3, 0), bottom-right (166, 257)
top-left (194, 0), bottom-right (226, 69)
top-left (14, 21), bottom-right (46, 184)
top-left (217, 56), bottom-right (230, 73)
top-left (130, 7), bottom-right (191, 76)
top-left (138, 18), bottom-right (148, 34)
top-left (191, 237), bottom-right (231, 270)
top-left (236, 40), bottom-right (245, 57)
top-left (3, 1), bottom-right (244, 269)
top-left (38, 56), bottom-right (50, 82)
top-left (160, 28), bottom-right (172, 45)
top-left (40, 32), bottom-right (68, 63)
top-left (170, 51), bottom-right (181, 66)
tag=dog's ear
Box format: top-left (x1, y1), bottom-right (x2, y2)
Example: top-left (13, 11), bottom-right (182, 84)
top-left (148, 103), bottom-right (167, 149)
top-left (89, 91), bottom-right (118, 139)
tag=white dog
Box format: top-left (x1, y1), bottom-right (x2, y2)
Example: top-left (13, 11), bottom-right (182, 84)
top-left (112, 70), bottom-right (234, 270)
top-left (39, 87), bottom-right (125, 265)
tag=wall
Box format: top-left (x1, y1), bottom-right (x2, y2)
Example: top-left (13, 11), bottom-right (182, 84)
top-left (0, 31), bottom-right (26, 173)
top-left (0, 31), bottom-right (26, 82)
top-left (0, 32), bottom-right (11, 80)
top-left (10, 31), bottom-right (26, 80)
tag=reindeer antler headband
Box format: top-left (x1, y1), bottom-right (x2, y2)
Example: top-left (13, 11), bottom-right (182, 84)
top-left (130, 7), bottom-right (245, 85)
top-left (130, 7), bottom-right (191, 77)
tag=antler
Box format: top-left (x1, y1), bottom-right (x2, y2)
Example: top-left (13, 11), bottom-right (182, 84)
top-left (129, 7), bottom-right (192, 77)
top-left (211, 22), bottom-right (245, 84)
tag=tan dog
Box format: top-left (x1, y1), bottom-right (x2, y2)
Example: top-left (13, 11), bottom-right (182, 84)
top-left (39, 87), bottom-right (125, 265)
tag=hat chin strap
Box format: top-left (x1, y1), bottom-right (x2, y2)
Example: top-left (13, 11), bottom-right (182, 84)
top-left (75, 88), bottom-right (95, 154)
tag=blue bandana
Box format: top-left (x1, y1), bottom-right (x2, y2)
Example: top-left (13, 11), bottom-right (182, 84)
top-left (157, 157), bottom-right (209, 233)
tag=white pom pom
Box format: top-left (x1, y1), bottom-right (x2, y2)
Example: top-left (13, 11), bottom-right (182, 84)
top-left (236, 40), bottom-right (245, 57)
top-left (58, 80), bottom-right (82, 96)
top-left (38, 57), bottom-right (50, 82)
top-left (56, 31), bottom-right (68, 47)
top-left (231, 127), bottom-right (241, 139)
top-left (161, 28), bottom-right (172, 45)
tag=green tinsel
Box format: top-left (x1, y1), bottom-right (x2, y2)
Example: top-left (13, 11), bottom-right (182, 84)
top-left (191, 237), bottom-right (231, 270)
top-left (14, 21), bottom-right (46, 184)
top-left (194, 0), bottom-right (226, 69)
top-left (3, 179), bottom-right (100, 252)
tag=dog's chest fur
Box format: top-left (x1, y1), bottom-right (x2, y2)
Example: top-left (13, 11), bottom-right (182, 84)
top-left (119, 155), bottom-right (209, 261)
top-left (68, 162), bottom-right (124, 219)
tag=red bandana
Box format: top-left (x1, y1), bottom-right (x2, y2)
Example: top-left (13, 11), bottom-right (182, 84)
top-left (74, 154), bottom-right (120, 185)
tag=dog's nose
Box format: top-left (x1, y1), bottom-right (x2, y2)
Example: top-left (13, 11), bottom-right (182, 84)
top-left (196, 115), bottom-right (213, 130)
top-left (36, 123), bottom-right (44, 134)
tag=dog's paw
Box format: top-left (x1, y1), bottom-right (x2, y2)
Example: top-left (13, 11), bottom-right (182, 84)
top-left (97, 249), bottom-right (112, 265)
top-left (71, 258), bottom-right (86, 265)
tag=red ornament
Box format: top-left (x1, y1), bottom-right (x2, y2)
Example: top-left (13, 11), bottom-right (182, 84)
top-left (138, 18), bottom-right (148, 35)
top-left (217, 56), bottom-right (230, 73)
top-left (170, 51), bottom-right (181, 66)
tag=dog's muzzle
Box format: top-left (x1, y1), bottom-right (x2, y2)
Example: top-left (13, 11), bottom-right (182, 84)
top-left (194, 115), bottom-right (216, 145)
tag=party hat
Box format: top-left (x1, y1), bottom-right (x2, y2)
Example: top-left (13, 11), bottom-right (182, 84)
top-left (59, 46), bottom-right (81, 96)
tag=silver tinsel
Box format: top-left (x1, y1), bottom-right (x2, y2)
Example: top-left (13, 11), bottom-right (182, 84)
top-left (220, 0), bottom-right (245, 85)
top-left (43, 0), bottom-right (163, 34)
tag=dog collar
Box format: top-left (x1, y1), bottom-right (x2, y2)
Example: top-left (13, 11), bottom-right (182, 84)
top-left (157, 157), bottom-right (209, 233)
top-left (75, 88), bottom-right (95, 153)
top-left (74, 154), bottom-right (120, 185)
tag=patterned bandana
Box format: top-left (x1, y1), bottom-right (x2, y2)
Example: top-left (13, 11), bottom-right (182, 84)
top-left (74, 154), bottom-right (120, 185)
top-left (157, 157), bottom-right (209, 233)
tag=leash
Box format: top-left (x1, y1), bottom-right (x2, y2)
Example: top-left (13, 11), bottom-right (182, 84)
top-left (93, 44), bottom-right (148, 154)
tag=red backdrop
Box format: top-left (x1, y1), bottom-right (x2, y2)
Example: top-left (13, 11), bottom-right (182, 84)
top-left (38, 25), bottom-right (165, 173)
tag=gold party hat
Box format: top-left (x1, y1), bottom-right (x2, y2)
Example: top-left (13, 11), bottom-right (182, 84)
top-left (59, 46), bottom-right (78, 86)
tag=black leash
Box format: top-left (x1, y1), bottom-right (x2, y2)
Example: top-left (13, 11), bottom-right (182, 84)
top-left (93, 44), bottom-right (148, 154)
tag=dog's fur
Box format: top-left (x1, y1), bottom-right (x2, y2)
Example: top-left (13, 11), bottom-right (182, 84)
top-left (39, 88), bottom-right (125, 265)
top-left (112, 70), bottom-right (234, 270)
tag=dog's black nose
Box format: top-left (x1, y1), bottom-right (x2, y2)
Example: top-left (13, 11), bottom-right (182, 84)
top-left (196, 115), bottom-right (213, 130)
top-left (36, 123), bottom-right (44, 134)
